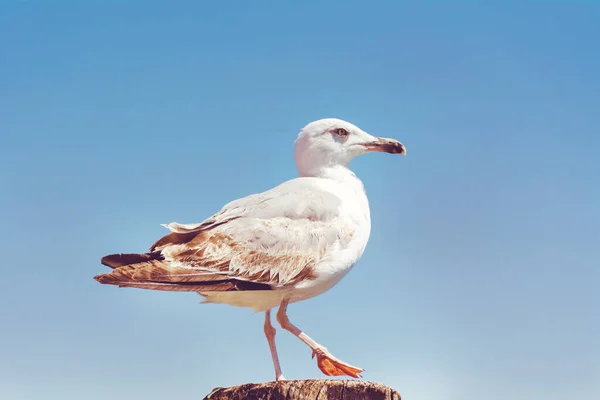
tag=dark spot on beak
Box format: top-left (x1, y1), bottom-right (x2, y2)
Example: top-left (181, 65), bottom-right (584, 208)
top-left (363, 138), bottom-right (406, 155)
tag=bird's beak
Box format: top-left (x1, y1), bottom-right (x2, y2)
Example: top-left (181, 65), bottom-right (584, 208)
top-left (362, 137), bottom-right (406, 155)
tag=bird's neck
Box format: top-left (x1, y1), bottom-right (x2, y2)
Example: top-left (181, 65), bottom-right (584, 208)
top-left (302, 165), bottom-right (364, 186)
top-left (313, 165), bottom-right (371, 237)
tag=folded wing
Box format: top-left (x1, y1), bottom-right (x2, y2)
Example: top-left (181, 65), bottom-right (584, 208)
top-left (95, 178), bottom-right (353, 293)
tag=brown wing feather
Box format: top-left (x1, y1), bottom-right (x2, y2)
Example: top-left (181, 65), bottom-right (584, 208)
top-left (101, 252), bottom-right (163, 269)
top-left (149, 231), bottom-right (198, 252)
top-left (95, 226), bottom-right (277, 292)
top-left (95, 207), bottom-right (345, 293)
top-left (170, 232), bottom-right (318, 286)
top-left (94, 255), bottom-right (273, 292)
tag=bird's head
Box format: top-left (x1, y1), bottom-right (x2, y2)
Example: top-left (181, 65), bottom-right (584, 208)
top-left (294, 118), bottom-right (406, 177)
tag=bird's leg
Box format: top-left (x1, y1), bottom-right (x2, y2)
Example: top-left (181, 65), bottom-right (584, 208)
top-left (276, 299), bottom-right (364, 378)
top-left (264, 309), bottom-right (286, 381)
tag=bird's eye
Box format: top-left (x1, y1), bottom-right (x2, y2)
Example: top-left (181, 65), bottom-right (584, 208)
top-left (333, 128), bottom-right (349, 137)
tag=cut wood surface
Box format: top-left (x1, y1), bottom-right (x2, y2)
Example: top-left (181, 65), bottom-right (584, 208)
top-left (203, 379), bottom-right (401, 400)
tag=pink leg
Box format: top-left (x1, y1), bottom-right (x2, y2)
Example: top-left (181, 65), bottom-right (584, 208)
top-left (264, 309), bottom-right (286, 381)
top-left (276, 299), bottom-right (364, 378)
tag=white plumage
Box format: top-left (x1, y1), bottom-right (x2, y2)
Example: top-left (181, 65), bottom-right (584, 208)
top-left (96, 117), bottom-right (406, 380)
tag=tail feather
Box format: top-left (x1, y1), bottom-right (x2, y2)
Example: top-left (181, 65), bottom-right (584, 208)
top-left (95, 252), bottom-right (272, 292)
top-left (101, 252), bottom-right (162, 269)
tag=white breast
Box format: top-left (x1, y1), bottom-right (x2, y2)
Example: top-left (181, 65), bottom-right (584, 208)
top-left (290, 167), bottom-right (372, 301)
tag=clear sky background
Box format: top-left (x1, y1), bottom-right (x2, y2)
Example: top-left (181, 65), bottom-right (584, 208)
top-left (1, 1), bottom-right (598, 400)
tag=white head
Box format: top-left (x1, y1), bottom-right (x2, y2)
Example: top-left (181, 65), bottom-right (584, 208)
top-left (294, 118), bottom-right (406, 177)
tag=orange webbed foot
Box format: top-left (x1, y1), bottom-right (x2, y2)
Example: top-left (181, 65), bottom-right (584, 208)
top-left (312, 347), bottom-right (364, 378)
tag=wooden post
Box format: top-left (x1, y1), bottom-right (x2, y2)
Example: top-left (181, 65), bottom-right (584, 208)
top-left (203, 379), bottom-right (401, 400)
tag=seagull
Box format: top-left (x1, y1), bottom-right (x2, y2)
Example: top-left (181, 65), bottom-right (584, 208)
top-left (94, 118), bottom-right (406, 380)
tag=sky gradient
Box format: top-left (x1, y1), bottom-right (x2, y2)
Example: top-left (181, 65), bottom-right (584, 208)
top-left (1, 1), bottom-right (599, 400)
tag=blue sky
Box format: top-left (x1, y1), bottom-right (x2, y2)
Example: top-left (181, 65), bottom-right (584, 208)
top-left (1, 1), bottom-right (598, 399)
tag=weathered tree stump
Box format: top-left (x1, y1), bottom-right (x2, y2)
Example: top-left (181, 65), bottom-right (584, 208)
top-left (203, 379), bottom-right (401, 400)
